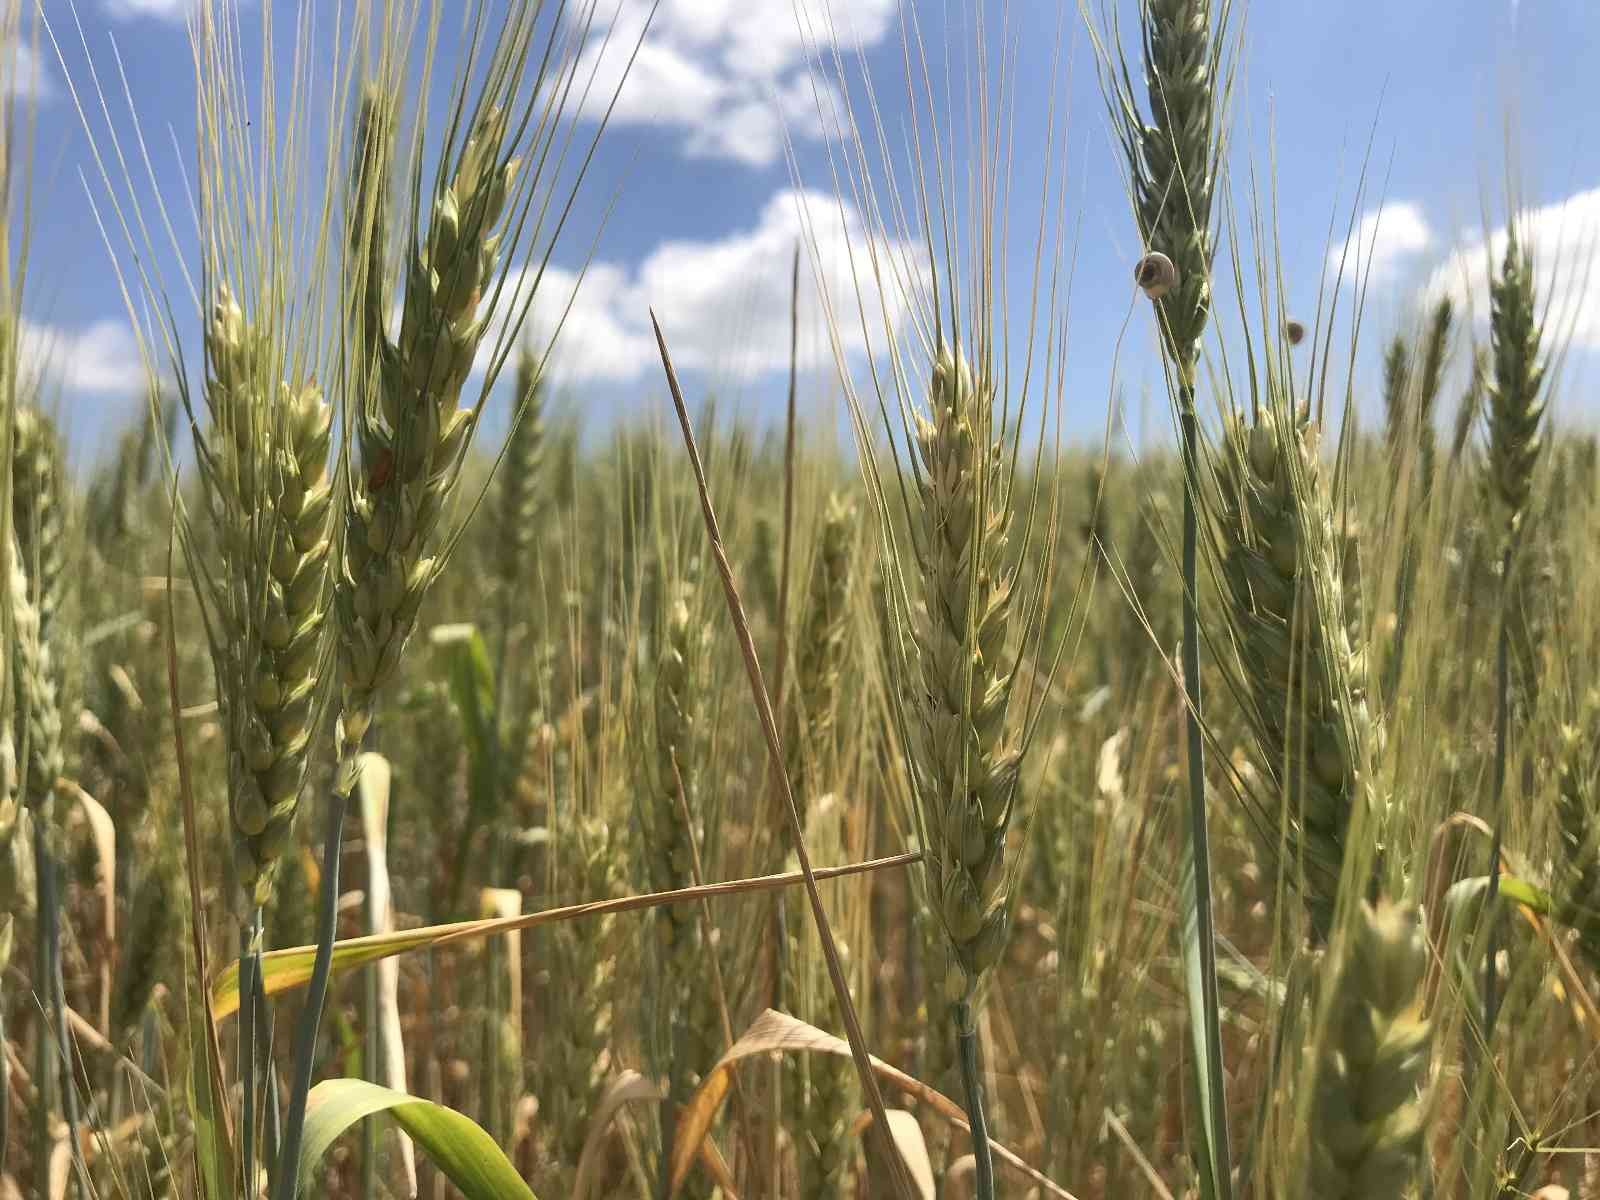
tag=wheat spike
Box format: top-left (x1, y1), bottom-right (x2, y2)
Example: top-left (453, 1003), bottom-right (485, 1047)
top-left (909, 342), bottom-right (1021, 1010)
top-left (11, 408), bottom-right (66, 648)
top-left (1122, 0), bottom-right (1225, 372)
top-left (1555, 719), bottom-right (1600, 976)
top-left (1306, 900), bottom-right (1433, 1199)
top-left (111, 847), bottom-right (180, 1038)
top-left (1213, 403), bottom-right (1380, 936)
top-left (644, 586), bottom-right (719, 1191)
top-left (202, 288), bottom-right (334, 908)
top-left (785, 491), bottom-right (856, 816)
top-left (496, 349), bottom-right (546, 595)
top-left (539, 817), bottom-right (621, 1186)
top-left (335, 89), bottom-right (518, 776)
top-left (1485, 226), bottom-right (1547, 530)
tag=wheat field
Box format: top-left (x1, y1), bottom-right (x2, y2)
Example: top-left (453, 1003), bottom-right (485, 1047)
top-left (1, 1), bottom-right (1597, 1198)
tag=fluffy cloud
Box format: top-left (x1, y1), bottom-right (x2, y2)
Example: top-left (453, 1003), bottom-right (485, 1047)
top-left (565, 0), bottom-right (896, 167)
top-left (103, 0), bottom-right (199, 18)
top-left (1328, 201), bottom-right (1433, 286)
top-left (488, 186), bottom-right (918, 384)
top-left (1422, 187), bottom-right (1600, 351)
top-left (19, 319), bottom-right (148, 396)
top-left (4, 44), bottom-right (54, 102)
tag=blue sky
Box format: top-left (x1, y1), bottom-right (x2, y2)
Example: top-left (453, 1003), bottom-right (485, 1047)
top-left (10, 0), bottom-right (1600, 465)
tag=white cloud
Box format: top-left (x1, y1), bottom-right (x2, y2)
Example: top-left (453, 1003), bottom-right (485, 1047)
top-left (103, 0), bottom-right (198, 18)
top-left (1328, 201), bottom-right (1433, 286)
top-left (565, 0), bottom-right (896, 167)
top-left (487, 186), bottom-right (916, 384)
top-left (4, 44), bottom-right (54, 102)
top-left (19, 319), bottom-right (148, 396)
top-left (1422, 188), bottom-right (1600, 351)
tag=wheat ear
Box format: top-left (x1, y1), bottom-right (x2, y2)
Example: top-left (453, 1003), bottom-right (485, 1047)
top-left (1305, 900), bottom-right (1433, 1199)
top-left (1556, 718), bottom-right (1600, 976)
top-left (201, 289), bottom-right (335, 909)
top-left (645, 586), bottom-right (720, 1199)
top-left (1482, 222), bottom-right (1547, 1035)
top-left (1213, 403), bottom-right (1381, 938)
top-left (10, 406), bottom-right (80, 1185)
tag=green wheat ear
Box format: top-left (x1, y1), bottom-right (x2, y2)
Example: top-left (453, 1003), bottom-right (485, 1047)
top-left (1212, 402), bottom-right (1381, 938)
top-left (1555, 717), bottom-right (1600, 975)
top-left (1485, 225), bottom-right (1547, 532)
top-left (1305, 899), bottom-right (1433, 1199)
top-left (335, 90), bottom-right (519, 781)
top-left (912, 342), bottom-right (1021, 1009)
top-left (201, 289), bottom-right (334, 909)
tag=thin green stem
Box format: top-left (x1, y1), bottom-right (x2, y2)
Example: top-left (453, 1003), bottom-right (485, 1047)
top-left (1484, 541), bottom-right (1514, 1039)
top-left (1179, 383), bottom-right (1232, 1194)
top-left (955, 1001), bottom-right (996, 1200)
top-left (32, 817), bottom-right (54, 1184)
top-left (253, 961), bottom-right (281, 1176)
top-left (240, 914), bottom-right (260, 1197)
top-left (0, 969), bottom-right (8, 1174)
top-left (273, 784), bottom-right (352, 1200)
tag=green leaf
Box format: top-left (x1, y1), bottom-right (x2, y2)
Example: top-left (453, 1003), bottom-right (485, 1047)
top-left (430, 622), bottom-right (502, 910)
top-left (1177, 833), bottom-right (1232, 1200)
top-left (1444, 873), bottom-right (1555, 920)
top-left (431, 622), bottom-right (498, 768)
top-left (188, 1008), bottom-right (235, 1200)
top-left (298, 1078), bottom-right (537, 1200)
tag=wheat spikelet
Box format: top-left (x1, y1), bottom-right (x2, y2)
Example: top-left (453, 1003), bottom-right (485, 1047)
top-left (495, 348), bottom-right (546, 593)
top-left (202, 288), bottom-right (334, 908)
top-left (1119, 0), bottom-right (1226, 372)
top-left (539, 817), bottom-right (620, 1184)
top-left (335, 89), bottom-right (518, 777)
top-left (785, 492), bottom-right (856, 817)
top-left (9, 542), bottom-right (62, 820)
top-left (11, 408), bottom-right (66, 647)
top-left (1305, 900), bottom-right (1433, 1199)
top-left (1412, 297), bottom-right (1453, 492)
top-left (644, 586), bottom-right (718, 1189)
top-left (1213, 403), bottom-right (1380, 937)
top-left (909, 342), bottom-right (1021, 1010)
top-left (1485, 227), bottom-right (1547, 531)
top-left (111, 846), bottom-right (180, 1037)
top-left (1382, 334), bottom-right (1412, 484)
top-left (1555, 719), bottom-right (1600, 976)
top-left (1451, 347), bottom-right (1488, 465)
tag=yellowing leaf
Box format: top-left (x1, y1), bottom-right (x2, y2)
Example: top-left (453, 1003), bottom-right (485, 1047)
top-left (665, 1009), bottom-right (1076, 1199)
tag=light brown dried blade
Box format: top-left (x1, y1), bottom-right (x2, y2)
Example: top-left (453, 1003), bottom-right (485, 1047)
top-left (666, 1008), bottom-right (1079, 1199)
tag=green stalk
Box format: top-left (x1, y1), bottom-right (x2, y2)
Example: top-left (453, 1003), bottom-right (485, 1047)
top-left (1179, 383), bottom-right (1232, 1198)
top-left (1483, 543), bottom-right (1513, 1037)
top-left (273, 786), bottom-right (352, 1200)
top-left (32, 815), bottom-right (55, 1185)
top-left (240, 916), bottom-right (260, 1197)
top-left (955, 1001), bottom-right (996, 1199)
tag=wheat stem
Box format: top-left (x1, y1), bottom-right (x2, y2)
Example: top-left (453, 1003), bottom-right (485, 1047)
top-left (273, 786), bottom-right (352, 1200)
top-left (956, 1000), bottom-right (997, 1198)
